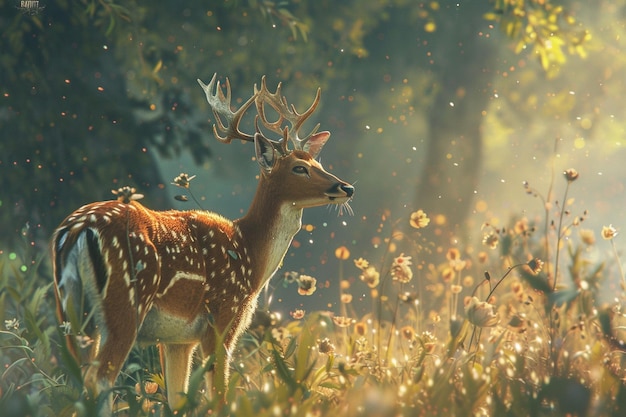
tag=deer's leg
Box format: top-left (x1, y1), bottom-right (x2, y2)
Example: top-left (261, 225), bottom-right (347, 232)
top-left (199, 319), bottom-right (234, 402)
top-left (55, 230), bottom-right (138, 410)
top-left (76, 325), bottom-right (137, 417)
top-left (160, 343), bottom-right (197, 411)
top-left (198, 339), bottom-right (217, 401)
top-left (91, 329), bottom-right (138, 393)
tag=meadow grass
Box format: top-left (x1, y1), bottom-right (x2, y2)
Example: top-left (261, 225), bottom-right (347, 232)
top-left (2, 169), bottom-right (626, 416)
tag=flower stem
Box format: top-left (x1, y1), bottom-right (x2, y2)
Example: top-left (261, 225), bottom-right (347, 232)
top-left (552, 182), bottom-right (570, 291)
top-left (610, 239), bottom-right (626, 290)
top-left (485, 263), bottom-right (525, 301)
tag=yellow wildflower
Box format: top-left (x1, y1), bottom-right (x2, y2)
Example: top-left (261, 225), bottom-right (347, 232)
top-left (410, 209), bottom-right (430, 229)
top-left (360, 266), bottom-right (380, 288)
top-left (602, 225), bottom-right (618, 240)
top-left (391, 253), bottom-right (413, 283)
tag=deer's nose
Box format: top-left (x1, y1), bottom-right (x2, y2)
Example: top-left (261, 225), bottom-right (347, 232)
top-left (340, 184), bottom-right (354, 197)
top-left (326, 183), bottom-right (354, 199)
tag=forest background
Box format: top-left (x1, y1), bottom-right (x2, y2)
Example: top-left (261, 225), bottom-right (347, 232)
top-left (1, 0), bottom-right (625, 310)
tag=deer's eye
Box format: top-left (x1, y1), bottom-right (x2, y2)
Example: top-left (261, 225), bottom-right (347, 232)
top-left (292, 165), bottom-right (309, 176)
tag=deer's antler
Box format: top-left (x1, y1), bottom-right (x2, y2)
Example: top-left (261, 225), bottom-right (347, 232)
top-left (198, 74), bottom-right (322, 155)
top-left (197, 74), bottom-right (258, 144)
top-left (254, 76), bottom-right (321, 154)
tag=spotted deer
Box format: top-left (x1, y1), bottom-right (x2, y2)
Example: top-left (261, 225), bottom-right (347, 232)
top-left (51, 74), bottom-right (354, 412)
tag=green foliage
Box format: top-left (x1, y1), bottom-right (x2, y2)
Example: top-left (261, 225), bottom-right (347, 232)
top-left (485, 0), bottom-right (591, 78)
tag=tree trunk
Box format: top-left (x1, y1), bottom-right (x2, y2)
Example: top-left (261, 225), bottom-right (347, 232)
top-left (414, 1), bottom-right (497, 243)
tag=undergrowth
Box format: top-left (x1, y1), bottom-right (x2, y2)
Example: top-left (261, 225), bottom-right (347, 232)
top-left (2, 168), bottom-right (626, 416)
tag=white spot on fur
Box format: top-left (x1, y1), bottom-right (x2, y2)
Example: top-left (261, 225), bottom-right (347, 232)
top-left (159, 272), bottom-right (205, 297)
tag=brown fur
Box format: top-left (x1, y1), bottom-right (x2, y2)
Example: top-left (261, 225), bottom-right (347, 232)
top-left (51, 148), bottom-right (353, 412)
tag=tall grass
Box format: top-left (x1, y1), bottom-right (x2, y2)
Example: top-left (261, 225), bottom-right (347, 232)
top-left (2, 169), bottom-right (626, 416)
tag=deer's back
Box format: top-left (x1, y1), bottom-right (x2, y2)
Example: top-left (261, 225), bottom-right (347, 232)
top-left (52, 200), bottom-right (254, 344)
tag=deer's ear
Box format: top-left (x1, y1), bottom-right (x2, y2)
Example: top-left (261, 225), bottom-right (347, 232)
top-left (255, 133), bottom-right (276, 173)
top-left (303, 131), bottom-right (330, 159)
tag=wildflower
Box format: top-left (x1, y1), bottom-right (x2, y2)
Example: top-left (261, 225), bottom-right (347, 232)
top-left (391, 253), bottom-right (413, 283)
top-left (335, 246), bottom-right (350, 260)
top-left (579, 229), bottom-right (595, 245)
top-left (340, 293), bottom-right (353, 304)
top-left (527, 258), bottom-right (544, 275)
top-left (359, 266), bottom-right (380, 288)
top-left (400, 326), bottom-right (416, 341)
top-left (271, 327), bottom-right (290, 343)
top-left (602, 224), bottom-right (618, 240)
top-left (450, 258), bottom-right (467, 272)
top-left (421, 331), bottom-right (437, 353)
top-left (297, 275), bottom-right (317, 295)
top-left (59, 321), bottom-right (72, 335)
top-left (465, 296), bottom-right (499, 327)
top-left (283, 271), bottom-right (299, 285)
top-left (340, 280), bottom-right (351, 290)
top-left (112, 186), bottom-right (144, 203)
top-left (428, 310), bottom-right (441, 324)
top-left (171, 173), bottom-right (196, 189)
top-left (563, 168), bottom-right (579, 182)
top-left (333, 316), bottom-right (355, 328)
top-left (450, 284), bottom-right (462, 294)
top-left (409, 209), bottom-right (430, 229)
top-left (290, 309), bottom-right (305, 320)
top-left (446, 248), bottom-right (461, 261)
top-left (4, 318), bottom-right (19, 330)
top-left (514, 218), bottom-right (529, 235)
top-left (76, 334), bottom-right (95, 349)
top-left (142, 399), bottom-right (157, 413)
top-left (353, 257), bottom-right (370, 270)
top-left (462, 275), bottom-right (474, 287)
top-left (482, 232), bottom-right (499, 249)
top-left (317, 338), bottom-right (336, 354)
top-left (144, 381), bottom-right (159, 395)
top-left (441, 267), bottom-right (454, 283)
top-left (398, 291), bottom-right (418, 304)
top-left (354, 322), bottom-right (367, 337)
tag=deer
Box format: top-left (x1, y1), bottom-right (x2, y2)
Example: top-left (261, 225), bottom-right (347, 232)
top-left (51, 73), bottom-right (354, 414)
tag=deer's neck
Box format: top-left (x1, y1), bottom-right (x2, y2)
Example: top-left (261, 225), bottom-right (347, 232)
top-left (235, 180), bottom-right (303, 292)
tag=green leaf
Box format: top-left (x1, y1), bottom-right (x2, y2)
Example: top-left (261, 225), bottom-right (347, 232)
top-left (271, 347), bottom-right (299, 391)
top-left (105, 15), bottom-right (116, 36)
top-left (549, 288), bottom-right (579, 307)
